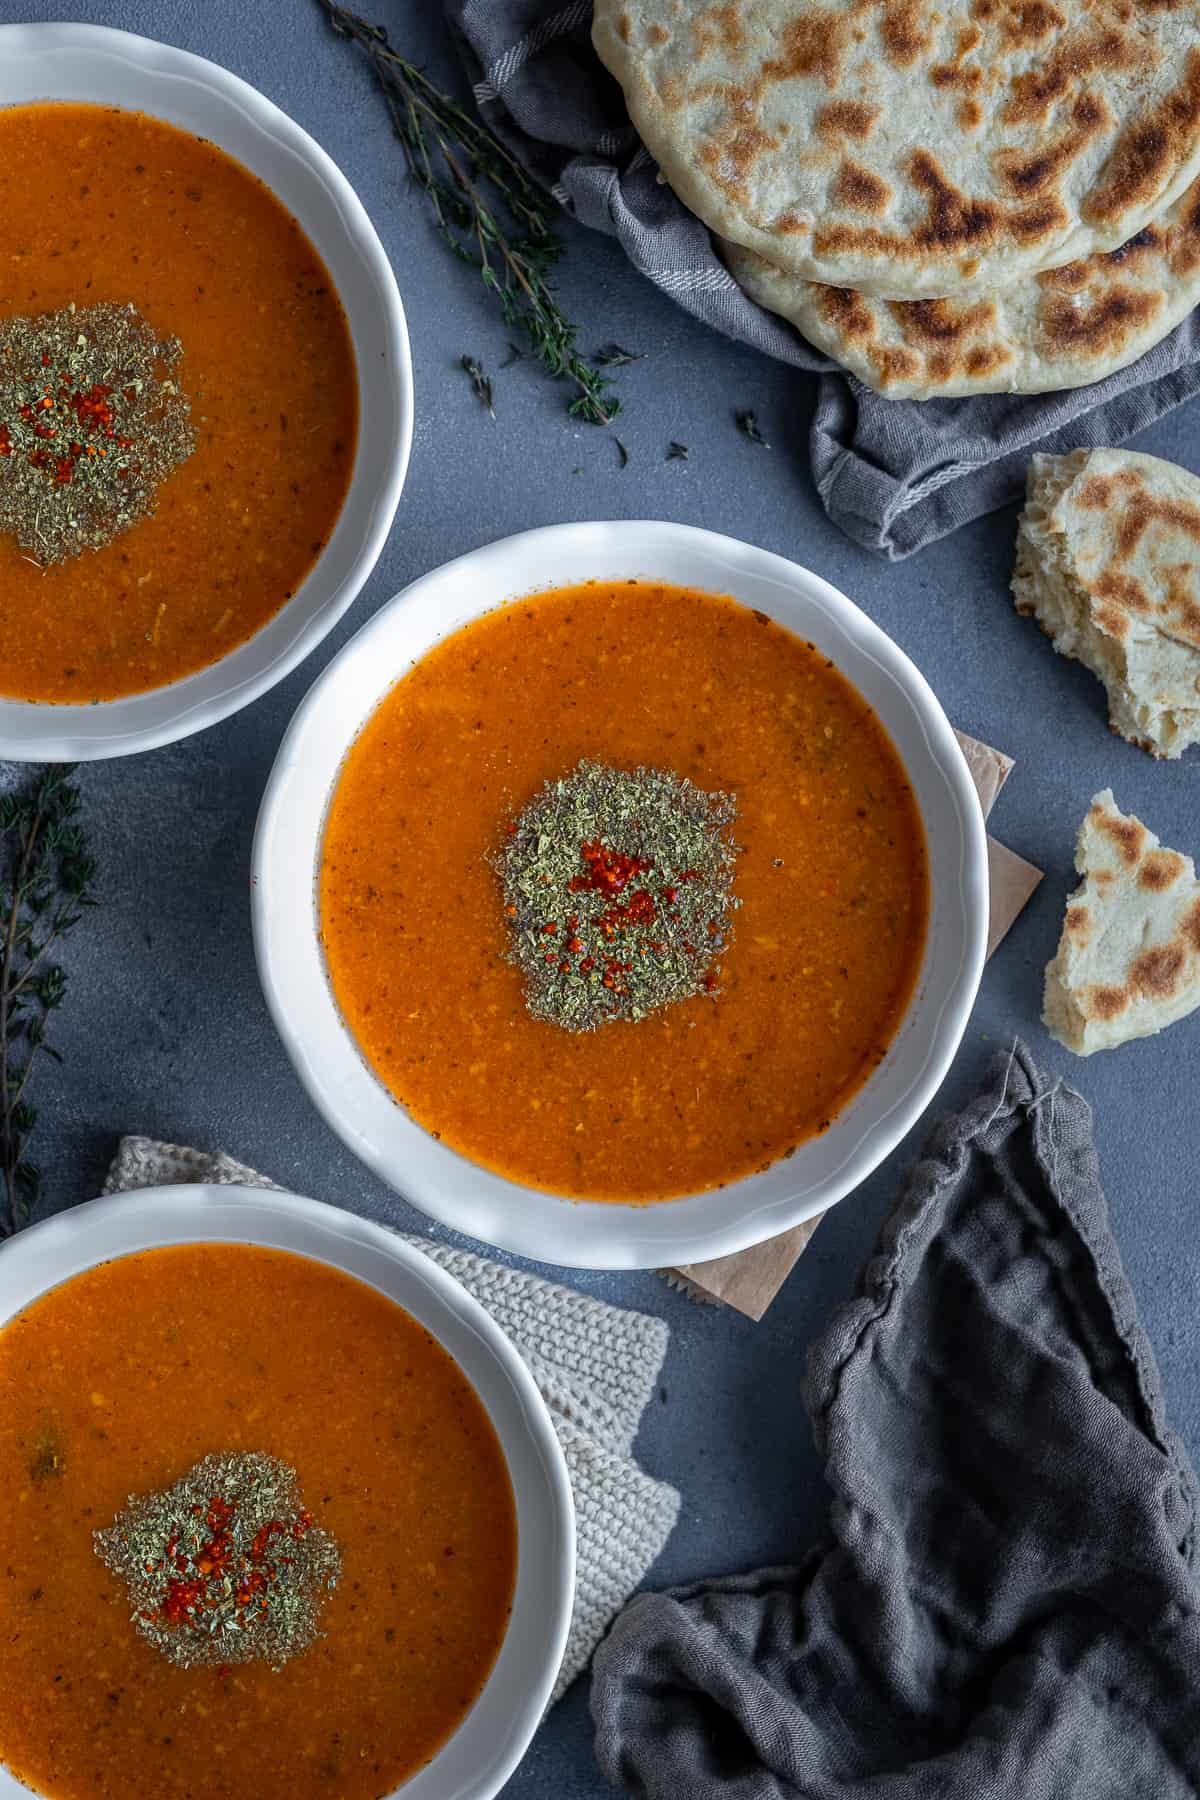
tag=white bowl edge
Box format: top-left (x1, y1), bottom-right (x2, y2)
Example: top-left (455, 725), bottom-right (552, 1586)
top-left (251, 521), bottom-right (990, 1269)
top-left (0, 1184), bottom-right (574, 1800)
top-left (0, 22), bottom-right (413, 760)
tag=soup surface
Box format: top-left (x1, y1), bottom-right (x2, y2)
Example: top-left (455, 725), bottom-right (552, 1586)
top-left (0, 1245), bottom-right (517, 1800)
top-left (0, 103), bottom-right (357, 702)
top-left (320, 581), bottom-right (929, 1202)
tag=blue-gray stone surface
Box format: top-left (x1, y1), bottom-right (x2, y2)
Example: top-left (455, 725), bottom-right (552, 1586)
top-left (6, 4), bottom-right (1199, 1794)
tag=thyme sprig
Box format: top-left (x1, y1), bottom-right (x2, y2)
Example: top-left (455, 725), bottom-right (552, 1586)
top-left (0, 766), bottom-right (95, 1237)
top-left (317, 0), bottom-right (619, 425)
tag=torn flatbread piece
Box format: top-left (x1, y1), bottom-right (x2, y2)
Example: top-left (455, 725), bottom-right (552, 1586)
top-left (1013, 448), bottom-right (1200, 759)
top-left (1044, 789), bottom-right (1200, 1055)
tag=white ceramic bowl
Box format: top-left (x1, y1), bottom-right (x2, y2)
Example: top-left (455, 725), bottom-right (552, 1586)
top-left (253, 522), bottom-right (990, 1269)
top-left (0, 23), bottom-right (412, 760)
top-left (0, 1184), bottom-right (573, 1800)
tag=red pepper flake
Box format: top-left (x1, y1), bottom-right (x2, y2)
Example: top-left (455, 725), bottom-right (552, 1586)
top-left (70, 380), bottom-right (116, 435)
top-left (591, 886), bottom-right (659, 938)
top-left (251, 1518), bottom-right (288, 1562)
top-left (568, 838), bottom-right (652, 899)
top-left (236, 1569), bottom-right (269, 1608)
top-left (161, 1575), bottom-right (207, 1624)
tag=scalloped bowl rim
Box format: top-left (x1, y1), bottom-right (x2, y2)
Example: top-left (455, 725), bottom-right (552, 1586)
top-left (0, 1183), bottom-right (574, 1800)
top-left (0, 22), bottom-right (412, 760)
top-left (251, 521), bottom-right (990, 1269)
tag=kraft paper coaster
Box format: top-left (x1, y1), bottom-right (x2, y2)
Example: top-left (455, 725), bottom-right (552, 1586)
top-left (666, 732), bottom-right (1042, 1321)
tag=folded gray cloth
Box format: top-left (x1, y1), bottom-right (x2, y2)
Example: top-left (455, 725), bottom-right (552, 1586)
top-left (590, 1044), bottom-right (1200, 1797)
top-left (447, 2), bottom-right (1200, 559)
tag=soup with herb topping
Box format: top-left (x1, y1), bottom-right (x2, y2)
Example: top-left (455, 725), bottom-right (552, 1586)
top-left (0, 1244), bottom-right (517, 1800)
top-left (0, 103), bottom-right (357, 703)
top-left (320, 580), bottom-right (929, 1202)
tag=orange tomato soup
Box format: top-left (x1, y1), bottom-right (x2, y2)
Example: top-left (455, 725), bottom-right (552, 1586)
top-left (320, 582), bottom-right (929, 1201)
top-left (0, 1245), bottom-right (517, 1800)
top-left (0, 104), bottom-right (357, 702)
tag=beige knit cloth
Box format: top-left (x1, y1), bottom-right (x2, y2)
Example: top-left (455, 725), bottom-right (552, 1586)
top-left (104, 1135), bottom-right (680, 1701)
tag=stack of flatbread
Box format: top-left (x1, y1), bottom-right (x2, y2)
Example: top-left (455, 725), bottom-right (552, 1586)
top-left (593, 0), bottom-right (1200, 399)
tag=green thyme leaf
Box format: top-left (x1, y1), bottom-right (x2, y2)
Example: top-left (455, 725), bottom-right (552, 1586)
top-left (594, 343), bottom-right (644, 367)
top-left (460, 353), bottom-right (495, 417)
top-left (736, 408), bottom-right (770, 448)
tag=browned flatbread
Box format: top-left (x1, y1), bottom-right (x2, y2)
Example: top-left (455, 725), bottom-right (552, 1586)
top-left (723, 176), bottom-right (1200, 396)
top-left (1044, 790), bottom-right (1200, 1053)
top-left (1013, 449), bottom-right (1200, 758)
top-left (594, 0), bottom-right (1200, 298)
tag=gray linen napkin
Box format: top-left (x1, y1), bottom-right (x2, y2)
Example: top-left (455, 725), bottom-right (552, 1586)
top-left (590, 1044), bottom-right (1200, 1797)
top-left (103, 1135), bottom-right (680, 1701)
top-left (447, 1), bottom-right (1200, 559)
